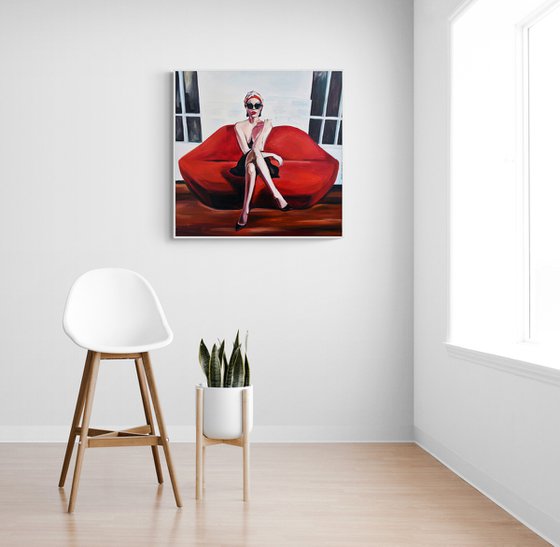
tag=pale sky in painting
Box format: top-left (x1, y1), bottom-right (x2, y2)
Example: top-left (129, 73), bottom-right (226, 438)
top-left (197, 70), bottom-right (313, 136)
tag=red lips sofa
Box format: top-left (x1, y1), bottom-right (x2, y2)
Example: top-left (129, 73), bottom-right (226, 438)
top-left (178, 125), bottom-right (339, 209)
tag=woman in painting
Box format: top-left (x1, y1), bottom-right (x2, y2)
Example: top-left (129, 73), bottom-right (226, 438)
top-left (230, 91), bottom-right (291, 230)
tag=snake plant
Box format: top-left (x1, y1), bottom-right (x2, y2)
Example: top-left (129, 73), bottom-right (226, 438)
top-left (199, 331), bottom-right (251, 387)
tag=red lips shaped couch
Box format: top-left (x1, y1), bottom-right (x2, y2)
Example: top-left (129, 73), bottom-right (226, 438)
top-left (178, 125), bottom-right (339, 209)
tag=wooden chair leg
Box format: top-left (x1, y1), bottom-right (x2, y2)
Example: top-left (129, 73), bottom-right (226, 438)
top-left (135, 358), bottom-right (164, 484)
top-left (242, 389), bottom-right (250, 502)
top-left (68, 352), bottom-right (100, 513)
top-left (196, 387), bottom-right (203, 500)
top-left (58, 351), bottom-right (92, 488)
top-left (141, 352), bottom-right (183, 508)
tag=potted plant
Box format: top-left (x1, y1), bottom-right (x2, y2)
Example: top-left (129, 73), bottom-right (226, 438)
top-left (197, 331), bottom-right (253, 440)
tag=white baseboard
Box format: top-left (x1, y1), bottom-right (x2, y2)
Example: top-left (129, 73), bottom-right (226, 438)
top-left (414, 426), bottom-right (559, 546)
top-left (0, 426), bottom-right (73, 442)
top-left (0, 425), bottom-right (414, 443)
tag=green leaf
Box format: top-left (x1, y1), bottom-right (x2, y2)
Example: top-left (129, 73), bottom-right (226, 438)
top-left (243, 354), bottom-right (250, 386)
top-left (225, 346), bottom-right (241, 387)
top-left (198, 339), bottom-right (210, 385)
top-left (233, 330), bottom-right (240, 351)
top-left (232, 347), bottom-right (244, 387)
top-left (222, 350), bottom-right (228, 387)
top-left (218, 339), bottom-right (225, 381)
top-left (208, 344), bottom-right (222, 387)
top-left (228, 330), bottom-right (241, 373)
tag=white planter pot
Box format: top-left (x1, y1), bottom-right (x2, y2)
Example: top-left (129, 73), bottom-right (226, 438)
top-left (200, 385), bottom-right (253, 440)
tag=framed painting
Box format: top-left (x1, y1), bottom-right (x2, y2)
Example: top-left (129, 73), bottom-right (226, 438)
top-left (173, 70), bottom-right (342, 238)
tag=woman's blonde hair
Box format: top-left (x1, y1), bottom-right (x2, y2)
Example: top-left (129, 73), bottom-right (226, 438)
top-left (243, 90), bottom-right (263, 105)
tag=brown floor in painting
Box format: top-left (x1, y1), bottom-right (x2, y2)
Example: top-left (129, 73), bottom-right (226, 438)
top-left (175, 184), bottom-right (342, 237)
top-left (0, 443), bottom-right (548, 546)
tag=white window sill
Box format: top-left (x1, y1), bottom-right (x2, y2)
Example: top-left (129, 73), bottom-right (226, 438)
top-left (445, 342), bottom-right (560, 386)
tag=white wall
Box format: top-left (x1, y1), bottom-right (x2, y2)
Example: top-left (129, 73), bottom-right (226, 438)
top-left (0, 0), bottom-right (413, 442)
top-left (414, 0), bottom-right (560, 542)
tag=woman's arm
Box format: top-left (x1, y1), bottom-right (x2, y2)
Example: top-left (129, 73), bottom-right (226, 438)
top-left (253, 119), bottom-right (272, 151)
top-left (261, 152), bottom-right (283, 166)
top-left (254, 121), bottom-right (283, 165)
top-left (234, 123), bottom-right (250, 154)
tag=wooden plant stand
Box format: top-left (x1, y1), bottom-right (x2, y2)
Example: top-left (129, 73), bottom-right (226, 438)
top-left (58, 351), bottom-right (183, 512)
top-left (195, 386), bottom-right (251, 501)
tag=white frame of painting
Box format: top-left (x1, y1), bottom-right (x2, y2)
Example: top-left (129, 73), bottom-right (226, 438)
top-left (171, 70), bottom-right (344, 240)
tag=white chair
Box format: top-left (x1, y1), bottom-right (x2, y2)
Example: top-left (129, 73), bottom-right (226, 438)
top-left (58, 268), bottom-right (182, 512)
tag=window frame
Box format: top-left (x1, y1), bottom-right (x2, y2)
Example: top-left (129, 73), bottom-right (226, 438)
top-left (445, 0), bottom-right (560, 384)
top-left (522, 1), bottom-right (560, 342)
top-left (175, 71), bottom-right (202, 144)
top-left (308, 71), bottom-right (343, 147)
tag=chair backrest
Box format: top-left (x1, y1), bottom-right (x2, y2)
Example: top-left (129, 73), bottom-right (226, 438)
top-left (63, 268), bottom-right (173, 352)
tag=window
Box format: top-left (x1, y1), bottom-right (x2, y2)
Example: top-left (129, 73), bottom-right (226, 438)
top-left (449, 0), bottom-right (560, 368)
top-left (175, 71), bottom-right (202, 143)
top-left (308, 71), bottom-right (343, 146)
top-left (527, 4), bottom-right (560, 343)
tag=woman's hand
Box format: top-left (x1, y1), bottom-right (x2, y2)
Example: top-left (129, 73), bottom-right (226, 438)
top-left (270, 153), bottom-right (283, 166)
top-left (262, 152), bottom-right (283, 166)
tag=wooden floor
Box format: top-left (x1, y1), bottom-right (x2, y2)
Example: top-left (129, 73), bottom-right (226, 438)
top-left (175, 185), bottom-right (342, 237)
top-left (0, 443), bottom-right (547, 546)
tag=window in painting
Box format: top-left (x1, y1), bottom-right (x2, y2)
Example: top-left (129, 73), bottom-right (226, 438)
top-left (175, 71), bottom-right (202, 143)
top-left (308, 71), bottom-right (342, 146)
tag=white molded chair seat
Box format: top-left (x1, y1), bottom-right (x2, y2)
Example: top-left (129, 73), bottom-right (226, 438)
top-left (63, 268), bottom-right (173, 354)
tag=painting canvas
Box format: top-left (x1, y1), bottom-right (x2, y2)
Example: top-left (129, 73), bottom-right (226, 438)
top-left (174, 70), bottom-right (342, 238)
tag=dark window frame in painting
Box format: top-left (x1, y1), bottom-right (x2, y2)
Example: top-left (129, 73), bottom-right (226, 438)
top-left (308, 70), bottom-right (342, 147)
top-left (175, 71), bottom-right (203, 143)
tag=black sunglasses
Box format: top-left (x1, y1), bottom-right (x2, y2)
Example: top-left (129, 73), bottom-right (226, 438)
top-left (246, 102), bottom-right (262, 110)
